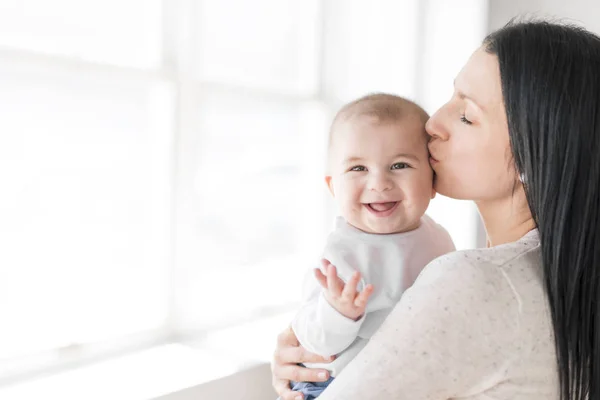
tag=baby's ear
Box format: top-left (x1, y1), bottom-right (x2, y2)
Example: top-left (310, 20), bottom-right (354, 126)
top-left (431, 187), bottom-right (436, 199)
top-left (324, 176), bottom-right (335, 197)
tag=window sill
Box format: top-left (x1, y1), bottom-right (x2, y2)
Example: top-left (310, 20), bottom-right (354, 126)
top-left (0, 312), bottom-right (293, 400)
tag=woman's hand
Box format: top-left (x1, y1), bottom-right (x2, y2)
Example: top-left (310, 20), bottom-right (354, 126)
top-left (272, 326), bottom-right (334, 400)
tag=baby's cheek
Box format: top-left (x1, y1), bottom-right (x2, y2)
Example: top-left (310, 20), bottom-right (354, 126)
top-left (409, 180), bottom-right (435, 207)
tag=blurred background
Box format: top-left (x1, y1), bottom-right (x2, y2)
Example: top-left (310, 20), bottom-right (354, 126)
top-left (0, 0), bottom-right (597, 398)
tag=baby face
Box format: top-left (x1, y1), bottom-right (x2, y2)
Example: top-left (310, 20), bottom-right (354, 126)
top-left (326, 115), bottom-right (435, 234)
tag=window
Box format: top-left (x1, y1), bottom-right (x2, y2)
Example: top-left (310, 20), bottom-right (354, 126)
top-left (0, 0), bottom-right (326, 383)
top-left (0, 0), bottom-right (162, 68)
top-left (0, 69), bottom-right (171, 363)
top-left (0, 0), bottom-right (487, 386)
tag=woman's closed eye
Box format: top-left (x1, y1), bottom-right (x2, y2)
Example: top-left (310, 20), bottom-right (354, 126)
top-left (460, 114), bottom-right (473, 125)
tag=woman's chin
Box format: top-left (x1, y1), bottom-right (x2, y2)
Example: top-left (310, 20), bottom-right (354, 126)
top-left (434, 180), bottom-right (470, 200)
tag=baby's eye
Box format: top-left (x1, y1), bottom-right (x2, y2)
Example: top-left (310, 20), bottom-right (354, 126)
top-left (391, 162), bottom-right (410, 170)
top-left (350, 165), bottom-right (366, 172)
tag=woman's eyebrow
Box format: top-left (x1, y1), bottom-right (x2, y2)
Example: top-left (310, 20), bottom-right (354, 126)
top-left (458, 91), bottom-right (485, 112)
top-left (454, 80), bottom-right (485, 111)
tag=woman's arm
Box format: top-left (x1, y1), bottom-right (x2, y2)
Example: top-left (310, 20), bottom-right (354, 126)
top-left (318, 255), bottom-right (521, 399)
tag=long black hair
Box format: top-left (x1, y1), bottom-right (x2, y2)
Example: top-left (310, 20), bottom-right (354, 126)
top-left (485, 20), bottom-right (600, 400)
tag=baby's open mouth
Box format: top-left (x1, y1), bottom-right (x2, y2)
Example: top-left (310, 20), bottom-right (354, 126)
top-left (366, 202), bottom-right (398, 213)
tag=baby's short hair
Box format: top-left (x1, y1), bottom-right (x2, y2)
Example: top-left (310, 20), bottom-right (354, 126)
top-left (328, 93), bottom-right (429, 151)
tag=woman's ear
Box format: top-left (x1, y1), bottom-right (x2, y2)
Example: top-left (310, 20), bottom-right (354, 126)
top-left (325, 176), bottom-right (335, 197)
top-left (519, 172), bottom-right (527, 185)
top-left (431, 187), bottom-right (437, 199)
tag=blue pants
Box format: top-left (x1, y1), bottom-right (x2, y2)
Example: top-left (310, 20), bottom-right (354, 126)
top-left (277, 376), bottom-right (335, 400)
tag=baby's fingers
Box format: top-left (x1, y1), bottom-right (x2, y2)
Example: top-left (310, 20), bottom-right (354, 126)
top-left (326, 264), bottom-right (344, 297)
top-left (354, 284), bottom-right (374, 309)
top-left (341, 271), bottom-right (361, 302)
top-left (314, 268), bottom-right (328, 289)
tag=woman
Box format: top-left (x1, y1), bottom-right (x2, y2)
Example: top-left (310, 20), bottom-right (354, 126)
top-left (271, 20), bottom-right (600, 400)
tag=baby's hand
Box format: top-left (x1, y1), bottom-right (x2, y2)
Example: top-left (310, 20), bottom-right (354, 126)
top-left (314, 259), bottom-right (374, 321)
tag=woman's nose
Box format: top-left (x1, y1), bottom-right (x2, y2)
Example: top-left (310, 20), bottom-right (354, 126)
top-left (425, 110), bottom-right (450, 141)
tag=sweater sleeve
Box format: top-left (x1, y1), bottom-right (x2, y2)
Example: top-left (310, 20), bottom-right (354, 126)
top-left (317, 252), bottom-right (521, 400)
top-left (291, 267), bottom-right (366, 357)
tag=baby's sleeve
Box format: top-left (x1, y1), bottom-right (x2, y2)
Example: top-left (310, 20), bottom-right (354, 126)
top-left (291, 265), bottom-right (366, 357)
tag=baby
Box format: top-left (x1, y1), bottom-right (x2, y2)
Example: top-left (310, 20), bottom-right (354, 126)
top-left (285, 93), bottom-right (456, 399)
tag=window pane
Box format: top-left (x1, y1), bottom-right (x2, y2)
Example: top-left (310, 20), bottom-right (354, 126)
top-left (419, 0), bottom-right (489, 249)
top-left (174, 91), bottom-right (327, 329)
top-left (196, 0), bottom-right (320, 94)
top-left (0, 0), bottom-right (162, 68)
top-left (0, 67), bottom-right (173, 359)
top-left (321, 0), bottom-right (421, 102)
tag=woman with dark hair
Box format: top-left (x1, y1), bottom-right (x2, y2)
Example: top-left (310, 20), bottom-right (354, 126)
top-left (271, 20), bottom-right (600, 400)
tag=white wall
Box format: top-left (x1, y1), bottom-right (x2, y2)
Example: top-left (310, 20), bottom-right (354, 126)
top-left (488, 0), bottom-right (600, 34)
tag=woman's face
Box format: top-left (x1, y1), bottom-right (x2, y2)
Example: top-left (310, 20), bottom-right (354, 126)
top-left (426, 48), bottom-right (516, 201)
